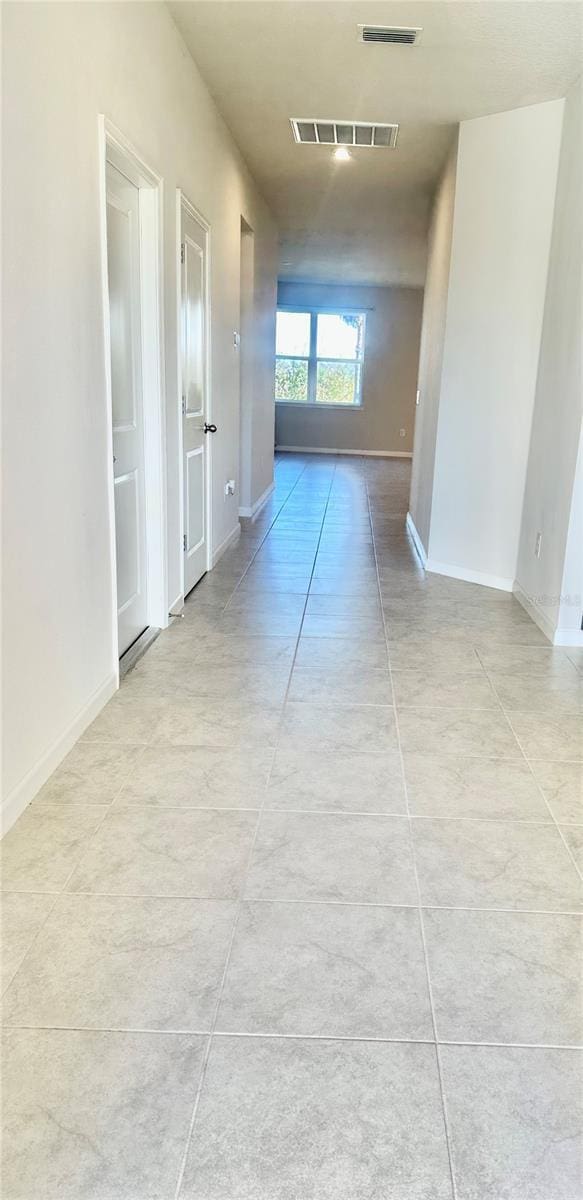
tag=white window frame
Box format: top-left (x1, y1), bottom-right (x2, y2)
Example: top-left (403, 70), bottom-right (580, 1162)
top-left (275, 306), bottom-right (366, 409)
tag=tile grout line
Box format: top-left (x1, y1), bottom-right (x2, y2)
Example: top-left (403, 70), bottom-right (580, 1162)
top-left (37, 800), bottom-right (568, 827)
top-left (366, 473), bottom-right (460, 1200)
top-left (1, 744), bottom-right (152, 1001)
top-left (4, 1023), bottom-right (582, 1050)
top-left (5, 889), bottom-right (581, 917)
top-left (0, 891), bottom-right (61, 1001)
top-left (224, 457), bottom-right (315, 608)
top-left (170, 762), bottom-right (272, 1199)
top-left (197, 457), bottom-right (309, 610)
top-left (62, 737), bottom-right (583, 767)
top-left (56, 744), bottom-right (151, 895)
top-left (172, 457), bottom-right (340, 1200)
top-left (499, 706), bottom-right (583, 883)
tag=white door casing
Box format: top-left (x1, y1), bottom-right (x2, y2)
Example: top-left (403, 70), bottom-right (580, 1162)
top-left (106, 162), bottom-right (148, 655)
top-left (180, 202), bottom-right (210, 596)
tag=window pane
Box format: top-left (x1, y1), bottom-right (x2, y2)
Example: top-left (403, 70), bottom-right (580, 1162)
top-left (276, 311), bottom-right (310, 357)
top-left (316, 313), bottom-right (365, 360)
top-left (316, 361), bottom-right (360, 405)
top-left (275, 357), bottom-right (308, 402)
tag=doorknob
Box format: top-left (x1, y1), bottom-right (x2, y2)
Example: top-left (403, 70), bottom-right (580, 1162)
top-left (204, 423), bottom-right (217, 434)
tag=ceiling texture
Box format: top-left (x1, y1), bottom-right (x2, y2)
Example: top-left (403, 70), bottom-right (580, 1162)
top-left (170, 1), bottom-right (583, 287)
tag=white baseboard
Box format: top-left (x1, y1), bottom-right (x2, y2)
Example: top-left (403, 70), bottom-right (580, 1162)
top-left (512, 582), bottom-right (555, 643)
top-left (405, 512), bottom-right (427, 567)
top-left (276, 445), bottom-right (412, 459)
top-left (426, 559), bottom-right (514, 592)
top-left (513, 581), bottom-right (583, 646)
top-left (1, 672), bottom-right (118, 837)
top-left (554, 629), bottom-right (583, 647)
top-left (238, 481), bottom-right (275, 521)
top-left (211, 523), bottom-right (241, 568)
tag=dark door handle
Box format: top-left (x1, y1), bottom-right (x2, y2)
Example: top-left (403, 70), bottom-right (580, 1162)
top-left (204, 423), bottom-right (217, 434)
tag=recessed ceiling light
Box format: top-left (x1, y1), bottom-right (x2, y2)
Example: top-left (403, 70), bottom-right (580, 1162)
top-left (334, 147), bottom-right (351, 162)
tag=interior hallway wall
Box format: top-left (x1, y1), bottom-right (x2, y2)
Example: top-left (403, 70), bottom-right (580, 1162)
top-left (515, 76), bottom-right (583, 643)
top-left (408, 136), bottom-right (458, 553)
top-left (557, 426), bottom-right (583, 644)
top-left (275, 281), bottom-right (423, 455)
top-left (1, 0), bottom-right (277, 829)
top-left (238, 220), bottom-right (256, 515)
top-left (426, 98), bottom-right (564, 589)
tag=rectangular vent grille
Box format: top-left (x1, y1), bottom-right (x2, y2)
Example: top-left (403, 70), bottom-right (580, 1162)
top-left (291, 119), bottom-right (399, 149)
top-left (358, 25), bottom-right (422, 45)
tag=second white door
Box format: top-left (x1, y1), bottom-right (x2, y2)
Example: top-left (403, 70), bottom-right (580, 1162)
top-left (106, 161), bottom-right (148, 656)
top-left (181, 203), bottom-right (210, 596)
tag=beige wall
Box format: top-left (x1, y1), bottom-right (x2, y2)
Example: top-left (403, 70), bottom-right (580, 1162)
top-left (409, 138), bottom-right (458, 553)
top-left (275, 282), bottom-right (423, 454)
top-left (1, 1), bottom-right (277, 826)
top-left (515, 76), bottom-right (583, 641)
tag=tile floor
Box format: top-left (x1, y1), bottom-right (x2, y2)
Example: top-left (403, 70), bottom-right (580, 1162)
top-left (2, 452), bottom-right (582, 1200)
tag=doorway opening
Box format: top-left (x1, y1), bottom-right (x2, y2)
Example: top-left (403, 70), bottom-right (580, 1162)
top-left (99, 119), bottom-right (167, 666)
top-left (239, 217), bottom-right (255, 516)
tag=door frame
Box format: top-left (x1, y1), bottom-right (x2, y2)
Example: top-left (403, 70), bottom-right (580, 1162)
top-left (176, 189), bottom-right (213, 604)
top-left (98, 116), bottom-right (168, 675)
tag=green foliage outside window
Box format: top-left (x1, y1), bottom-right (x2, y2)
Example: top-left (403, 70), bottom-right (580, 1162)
top-left (316, 362), bottom-right (359, 404)
top-left (275, 357), bottom-right (308, 402)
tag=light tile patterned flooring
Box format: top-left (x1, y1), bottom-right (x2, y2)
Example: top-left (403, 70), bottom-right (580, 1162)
top-left (2, 453), bottom-right (582, 1199)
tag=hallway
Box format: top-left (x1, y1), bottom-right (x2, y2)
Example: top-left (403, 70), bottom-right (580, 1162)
top-left (2, 454), bottom-right (582, 1199)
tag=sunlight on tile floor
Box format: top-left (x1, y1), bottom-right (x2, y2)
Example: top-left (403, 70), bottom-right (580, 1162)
top-left (2, 453), bottom-right (582, 1199)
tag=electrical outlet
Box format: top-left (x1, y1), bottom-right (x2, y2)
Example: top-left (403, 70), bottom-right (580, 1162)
top-left (534, 532), bottom-right (542, 558)
top-left (399, 428), bottom-right (406, 438)
top-left (225, 479), bottom-right (236, 497)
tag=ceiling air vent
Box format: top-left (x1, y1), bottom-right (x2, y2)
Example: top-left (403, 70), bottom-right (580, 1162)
top-left (290, 119), bottom-right (399, 149)
top-left (358, 25), bottom-right (422, 45)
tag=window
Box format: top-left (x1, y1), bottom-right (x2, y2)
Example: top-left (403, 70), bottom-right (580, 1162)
top-left (275, 308), bottom-right (366, 407)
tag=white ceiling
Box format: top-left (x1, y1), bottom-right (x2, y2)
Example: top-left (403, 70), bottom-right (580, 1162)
top-left (170, 1), bottom-right (583, 287)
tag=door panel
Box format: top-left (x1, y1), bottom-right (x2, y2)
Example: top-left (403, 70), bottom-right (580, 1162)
top-left (106, 162), bottom-right (148, 655)
top-left (114, 472), bottom-right (139, 613)
top-left (181, 204), bottom-right (209, 596)
top-left (184, 242), bottom-right (204, 415)
top-left (107, 205), bottom-right (136, 429)
top-left (186, 447), bottom-right (205, 553)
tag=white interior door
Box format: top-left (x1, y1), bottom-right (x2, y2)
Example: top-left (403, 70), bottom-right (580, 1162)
top-left (181, 204), bottom-right (210, 596)
top-left (106, 162), bottom-right (148, 656)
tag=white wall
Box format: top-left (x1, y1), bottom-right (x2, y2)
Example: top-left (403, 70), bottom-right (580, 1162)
top-left (248, 237), bottom-right (278, 510)
top-left (275, 282), bottom-right (423, 454)
top-left (239, 218), bottom-right (278, 517)
top-left (409, 137), bottom-right (458, 553)
top-left (238, 221), bottom-right (254, 514)
top-left (426, 100), bottom-right (564, 589)
top-left (1, 1), bottom-right (277, 827)
top-left (515, 77), bottom-right (583, 643)
top-left (557, 426), bottom-right (583, 644)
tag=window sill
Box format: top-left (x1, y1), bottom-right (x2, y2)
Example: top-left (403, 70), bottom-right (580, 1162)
top-left (275, 401), bottom-right (363, 412)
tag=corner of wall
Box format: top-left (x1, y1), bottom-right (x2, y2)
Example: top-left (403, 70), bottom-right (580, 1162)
top-left (1, 672), bottom-right (118, 837)
top-left (514, 78), bottom-right (582, 640)
top-left (427, 99), bottom-right (564, 591)
top-left (409, 132), bottom-right (459, 554)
